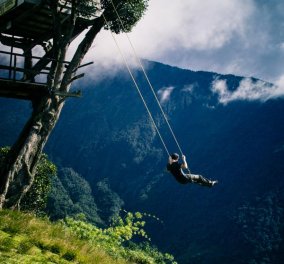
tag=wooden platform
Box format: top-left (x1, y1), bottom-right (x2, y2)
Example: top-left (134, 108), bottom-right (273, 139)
top-left (0, 0), bottom-right (92, 101)
top-left (0, 0), bottom-right (91, 43)
top-left (0, 78), bottom-right (48, 100)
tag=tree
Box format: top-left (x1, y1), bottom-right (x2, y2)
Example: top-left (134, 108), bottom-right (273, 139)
top-left (20, 153), bottom-right (57, 214)
top-left (46, 167), bottom-right (103, 225)
top-left (0, 147), bottom-right (57, 213)
top-left (0, 0), bottom-right (149, 209)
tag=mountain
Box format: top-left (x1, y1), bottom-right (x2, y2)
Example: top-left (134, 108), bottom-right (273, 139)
top-left (45, 167), bottom-right (103, 225)
top-left (1, 61), bottom-right (284, 264)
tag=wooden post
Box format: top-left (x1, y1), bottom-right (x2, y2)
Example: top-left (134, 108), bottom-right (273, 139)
top-left (8, 36), bottom-right (14, 79)
top-left (13, 53), bottom-right (17, 81)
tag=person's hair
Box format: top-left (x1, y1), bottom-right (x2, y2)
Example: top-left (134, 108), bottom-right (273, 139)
top-left (171, 153), bottom-right (179, 160)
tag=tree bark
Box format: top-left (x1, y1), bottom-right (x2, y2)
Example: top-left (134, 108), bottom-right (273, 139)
top-left (0, 13), bottom-right (106, 209)
top-left (0, 96), bottom-right (64, 209)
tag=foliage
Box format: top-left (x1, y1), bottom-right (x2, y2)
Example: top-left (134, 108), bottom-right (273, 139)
top-left (21, 154), bottom-right (57, 213)
top-left (60, 0), bottom-right (149, 33)
top-left (0, 209), bottom-right (176, 263)
top-left (75, 0), bottom-right (99, 18)
top-left (235, 192), bottom-right (284, 264)
top-left (45, 167), bottom-right (103, 225)
top-left (0, 209), bottom-right (129, 264)
top-left (94, 178), bottom-right (124, 223)
top-left (2, 61), bottom-right (284, 263)
top-left (102, 0), bottom-right (149, 33)
top-left (0, 147), bottom-right (56, 213)
top-left (63, 210), bottom-right (176, 264)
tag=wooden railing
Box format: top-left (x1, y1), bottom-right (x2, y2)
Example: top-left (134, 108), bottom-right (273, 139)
top-left (0, 50), bottom-right (72, 83)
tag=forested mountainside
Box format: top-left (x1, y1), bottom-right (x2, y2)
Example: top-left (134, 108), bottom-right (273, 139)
top-left (1, 61), bottom-right (284, 264)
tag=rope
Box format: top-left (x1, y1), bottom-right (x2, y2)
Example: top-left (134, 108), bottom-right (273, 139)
top-left (108, 0), bottom-right (185, 157)
top-left (102, 14), bottom-right (170, 156)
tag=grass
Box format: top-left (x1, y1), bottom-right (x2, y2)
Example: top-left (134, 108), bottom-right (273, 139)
top-left (0, 210), bottom-right (131, 264)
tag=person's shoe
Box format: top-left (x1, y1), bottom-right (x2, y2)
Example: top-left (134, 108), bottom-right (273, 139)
top-left (210, 180), bottom-right (218, 187)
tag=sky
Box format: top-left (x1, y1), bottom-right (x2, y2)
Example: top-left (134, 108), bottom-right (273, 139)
top-left (81, 0), bottom-right (284, 94)
top-left (1, 0), bottom-right (283, 103)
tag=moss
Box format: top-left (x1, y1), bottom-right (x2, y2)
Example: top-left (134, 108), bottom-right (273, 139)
top-left (0, 210), bottom-right (130, 264)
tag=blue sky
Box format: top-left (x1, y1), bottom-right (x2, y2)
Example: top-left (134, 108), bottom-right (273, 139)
top-left (84, 0), bottom-right (284, 91)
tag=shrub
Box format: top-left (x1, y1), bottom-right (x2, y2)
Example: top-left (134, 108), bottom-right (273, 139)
top-left (63, 210), bottom-right (177, 264)
top-left (0, 147), bottom-right (57, 213)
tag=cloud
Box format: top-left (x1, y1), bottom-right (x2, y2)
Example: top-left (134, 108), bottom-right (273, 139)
top-left (279, 41), bottom-right (284, 49)
top-left (181, 84), bottom-right (195, 93)
top-left (69, 0), bottom-right (257, 79)
top-left (29, 0), bottom-right (281, 86)
top-left (124, 0), bottom-right (284, 84)
top-left (275, 75), bottom-right (284, 96)
top-left (131, 0), bottom-right (254, 53)
top-left (157, 86), bottom-right (175, 104)
top-left (211, 78), bottom-right (284, 104)
top-left (2, 1), bottom-right (282, 86)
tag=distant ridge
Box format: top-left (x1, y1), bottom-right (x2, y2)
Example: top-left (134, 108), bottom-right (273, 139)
top-left (0, 60), bottom-right (283, 264)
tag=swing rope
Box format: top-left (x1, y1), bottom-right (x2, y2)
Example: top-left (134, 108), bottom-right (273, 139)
top-left (102, 14), bottom-right (170, 157)
top-left (107, 0), bottom-right (186, 157)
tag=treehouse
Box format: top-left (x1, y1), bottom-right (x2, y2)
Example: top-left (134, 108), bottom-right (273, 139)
top-left (0, 0), bottom-right (94, 100)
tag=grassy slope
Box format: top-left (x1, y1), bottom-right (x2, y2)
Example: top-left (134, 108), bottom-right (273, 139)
top-left (0, 210), bottom-right (130, 264)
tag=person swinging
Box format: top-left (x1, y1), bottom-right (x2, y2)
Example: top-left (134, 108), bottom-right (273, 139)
top-left (167, 153), bottom-right (218, 187)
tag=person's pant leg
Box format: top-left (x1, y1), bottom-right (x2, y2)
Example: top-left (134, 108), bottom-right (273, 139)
top-left (185, 174), bottom-right (212, 187)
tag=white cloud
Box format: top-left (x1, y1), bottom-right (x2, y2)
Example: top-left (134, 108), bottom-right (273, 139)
top-left (274, 75), bottom-right (284, 96)
top-left (54, 0), bottom-right (284, 86)
top-left (65, 29), bottom-right (142, 81)
top-left (130, 0), bottom-right (254, 54)
top-left (181, 84), bottom-right (195, 93)
top-left (211, 77), bottom-right (284, 104)
top-left (157, 86), bottom-right (175, 104)
top-left (69, 0), bottom-right (256, 78)
top-left (280, 42), bottom-right (284, 50)
top-left (2, 1), bottom-right (282, 86)
top-left (125, 0), bottom-right (283, 84)
top-left (212, 79), bottom-right (228, 100)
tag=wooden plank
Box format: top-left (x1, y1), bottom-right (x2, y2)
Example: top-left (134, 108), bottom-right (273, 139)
top-left (23, 20), bottom-right (52, 30)
top-left (0, 79), bottom-right (48, 100)
top-left (54, 90), bottom-right (82, 98)
top-left (0, 50), bottom-right (71, 64)
top-left (0, 64), bottom-right (49, 75)
top-left (16, 24), bottom-right (48, 33)
top-left (37, 6), bottom-right (53, 16)
top-left (28, 14), bottom-right (53, 25)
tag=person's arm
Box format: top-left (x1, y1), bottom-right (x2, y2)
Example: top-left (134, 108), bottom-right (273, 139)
top-left (181, 155), bottom-right (188, 169)
top-left (167, 156), bottom-right (173, 171)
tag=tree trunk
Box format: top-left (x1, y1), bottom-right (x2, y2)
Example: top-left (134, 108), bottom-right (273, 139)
top-left (0, 95), bottom-right (64, 209)
top-left (0, 14), bottom-right (106, 209)
top-left (0, 42), bottom-right (68, 209)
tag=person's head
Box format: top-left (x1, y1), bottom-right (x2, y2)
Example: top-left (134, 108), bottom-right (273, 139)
top-left (171, 153), bottom-right (179, 161)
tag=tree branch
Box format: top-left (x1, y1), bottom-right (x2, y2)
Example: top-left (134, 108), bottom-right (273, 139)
top-left (60, 14), bottom-right (105, 91)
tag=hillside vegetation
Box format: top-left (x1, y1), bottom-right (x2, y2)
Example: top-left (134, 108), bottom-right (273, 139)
top-left (1, 60), bottom-right (284, 263)
top-left (0, 210), bottom-right (175, 264)
top-left (0, 210), bottom-right (122, 264)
